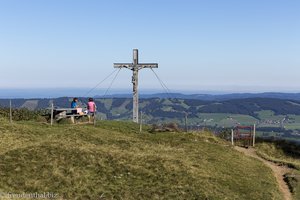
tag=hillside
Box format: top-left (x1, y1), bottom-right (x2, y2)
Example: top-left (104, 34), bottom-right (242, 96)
top-left (0, 118), bottom-right (283, 199)
top-left (2, 97), bottom-right (300, 115)
top-left (2, 97), bottom-right (300, 119)
top-left (2, 97), bottom-right (300, 132)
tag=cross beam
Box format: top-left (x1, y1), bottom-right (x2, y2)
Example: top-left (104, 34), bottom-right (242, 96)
top-left (114, 49), bottom-right (158, 123)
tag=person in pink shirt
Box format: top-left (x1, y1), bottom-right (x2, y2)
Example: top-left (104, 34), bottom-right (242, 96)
top-left (87, 98), bottom-right (96, 122)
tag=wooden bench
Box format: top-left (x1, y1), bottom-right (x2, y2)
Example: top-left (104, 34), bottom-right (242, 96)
top-left (52, 108), bottom-right (88, 123)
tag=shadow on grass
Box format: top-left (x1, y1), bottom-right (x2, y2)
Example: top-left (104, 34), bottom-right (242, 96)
top-left (256, 138), bottom-right (300, 160)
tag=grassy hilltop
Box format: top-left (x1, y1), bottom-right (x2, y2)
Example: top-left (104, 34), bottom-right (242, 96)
top-left (0, 118), bottom-right (283, 200)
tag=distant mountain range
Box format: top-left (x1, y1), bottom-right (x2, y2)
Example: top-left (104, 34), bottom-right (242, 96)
top-left (1, 89), bottom-right (300, 101)
top-left (99, 92), bottom-right (300, 101)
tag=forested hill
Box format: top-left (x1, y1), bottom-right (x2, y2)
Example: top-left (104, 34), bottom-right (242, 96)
top-left (101, 92), bottom-right (300, 101)
top-left (1, 97), bottom-right (300, 119)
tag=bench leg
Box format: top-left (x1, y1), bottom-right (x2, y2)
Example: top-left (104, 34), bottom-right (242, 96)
top-left (70, 116), bottom-right (75, 124)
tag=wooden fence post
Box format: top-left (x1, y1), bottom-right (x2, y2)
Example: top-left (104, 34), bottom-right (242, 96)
top-left (184, 112), bottom-right (188, 132)
top-left (50, 103), bottom-right (54, 126)
top-left (139, 111), bottom-right (143, 133)
top-left (253, 124), bottom-right (256, 147)
top-left (231, 129), bottom-right (234, 146)
top-left (9, 100), bottom-right (12, 123)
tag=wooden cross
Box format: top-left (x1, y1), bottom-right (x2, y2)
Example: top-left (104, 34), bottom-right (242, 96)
top-left (114, 49), bottom-right (158, 123)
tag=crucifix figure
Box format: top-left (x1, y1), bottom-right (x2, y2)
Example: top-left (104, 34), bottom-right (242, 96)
top-left (114, 49), bottom-right (158, 123)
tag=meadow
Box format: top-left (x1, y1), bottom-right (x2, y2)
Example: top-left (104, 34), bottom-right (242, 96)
top-left (0, 118), bottom-right (283, 199)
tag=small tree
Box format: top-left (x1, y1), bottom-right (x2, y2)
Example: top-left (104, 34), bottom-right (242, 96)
top-left (218, 128), bottom-right (232, 140)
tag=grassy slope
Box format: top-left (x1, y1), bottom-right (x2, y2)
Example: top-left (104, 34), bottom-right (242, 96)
top-left (256, 143), bottom-right (300, 169)
top-left (0, 118), bottom-right (282, 200)
top-left (256, 142), bottom-right (300, 199)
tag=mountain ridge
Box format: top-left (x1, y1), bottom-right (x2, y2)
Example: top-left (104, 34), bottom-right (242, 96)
top-left (97, 92), bottom-right (300, 101)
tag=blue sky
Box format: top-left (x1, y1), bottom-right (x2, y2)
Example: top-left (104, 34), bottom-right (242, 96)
top-left (0, 0), bottom-right (299, 94)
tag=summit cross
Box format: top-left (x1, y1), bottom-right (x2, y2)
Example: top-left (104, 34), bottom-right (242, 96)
top-left (114, 49), bottom-right (158, 123)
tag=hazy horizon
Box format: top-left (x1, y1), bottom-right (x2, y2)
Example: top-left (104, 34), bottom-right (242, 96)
top-left (1, 87), bottom-right (300, 99)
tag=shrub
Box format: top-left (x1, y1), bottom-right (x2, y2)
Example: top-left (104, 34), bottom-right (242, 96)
top-left (150, 123), bottom-right (180, 133)
top-left (218, 128), bottom-right (232, 140)
top-left (0, 108), bottom-right (47, 121)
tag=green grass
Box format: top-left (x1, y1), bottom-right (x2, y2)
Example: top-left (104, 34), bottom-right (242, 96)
top-left (255, 111), bottom-right (300, 130)
top-left (111, 100), bottom-right (131, 116)
top-left (194, 111), bottom-right (300, 130)
top-left (196, 113), bottom-right (257, 127)
top-left (161, 99), bottom-right (174, 106)
top-left (255, 110), bottom-right (286, 121)
top-left (288, 115), bottom-right (300, 122)
top-left (256, 142), bottom-right (300, 199)
top-left (285, 123), bottom-right (300, 130)
top-left (256, 142), bottom-right (300, 169)
top-left (179, 100), bottom-right (190, 109)
top-left (0, 118), bottom-right (283, 199)
top-left (256, 110), bottom-right (278, 119)
top-left (98, 99), bottom-right (113, 110)
top-left (284, 171), bottom-right (300, 199)
top-left (161, 106), bottom-right (173, 112)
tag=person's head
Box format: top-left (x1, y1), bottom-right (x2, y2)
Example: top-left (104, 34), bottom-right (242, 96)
top-left (88, 98), bottom-right (94, 102)
top-left (73, 98), bottom-right (78, 102)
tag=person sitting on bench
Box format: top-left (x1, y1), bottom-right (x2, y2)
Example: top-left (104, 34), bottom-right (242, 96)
top-left (71, 98), bottom-right (79, 114)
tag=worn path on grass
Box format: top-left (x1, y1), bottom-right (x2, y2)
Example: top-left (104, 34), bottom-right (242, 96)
top-left (235, 146), bottom-right (292, 200)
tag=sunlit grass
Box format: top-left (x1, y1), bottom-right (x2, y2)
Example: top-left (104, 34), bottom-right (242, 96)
top-left (0, 119), bottom-right (282, 199)
top-left (256, 142), bottom-right (300, 199)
